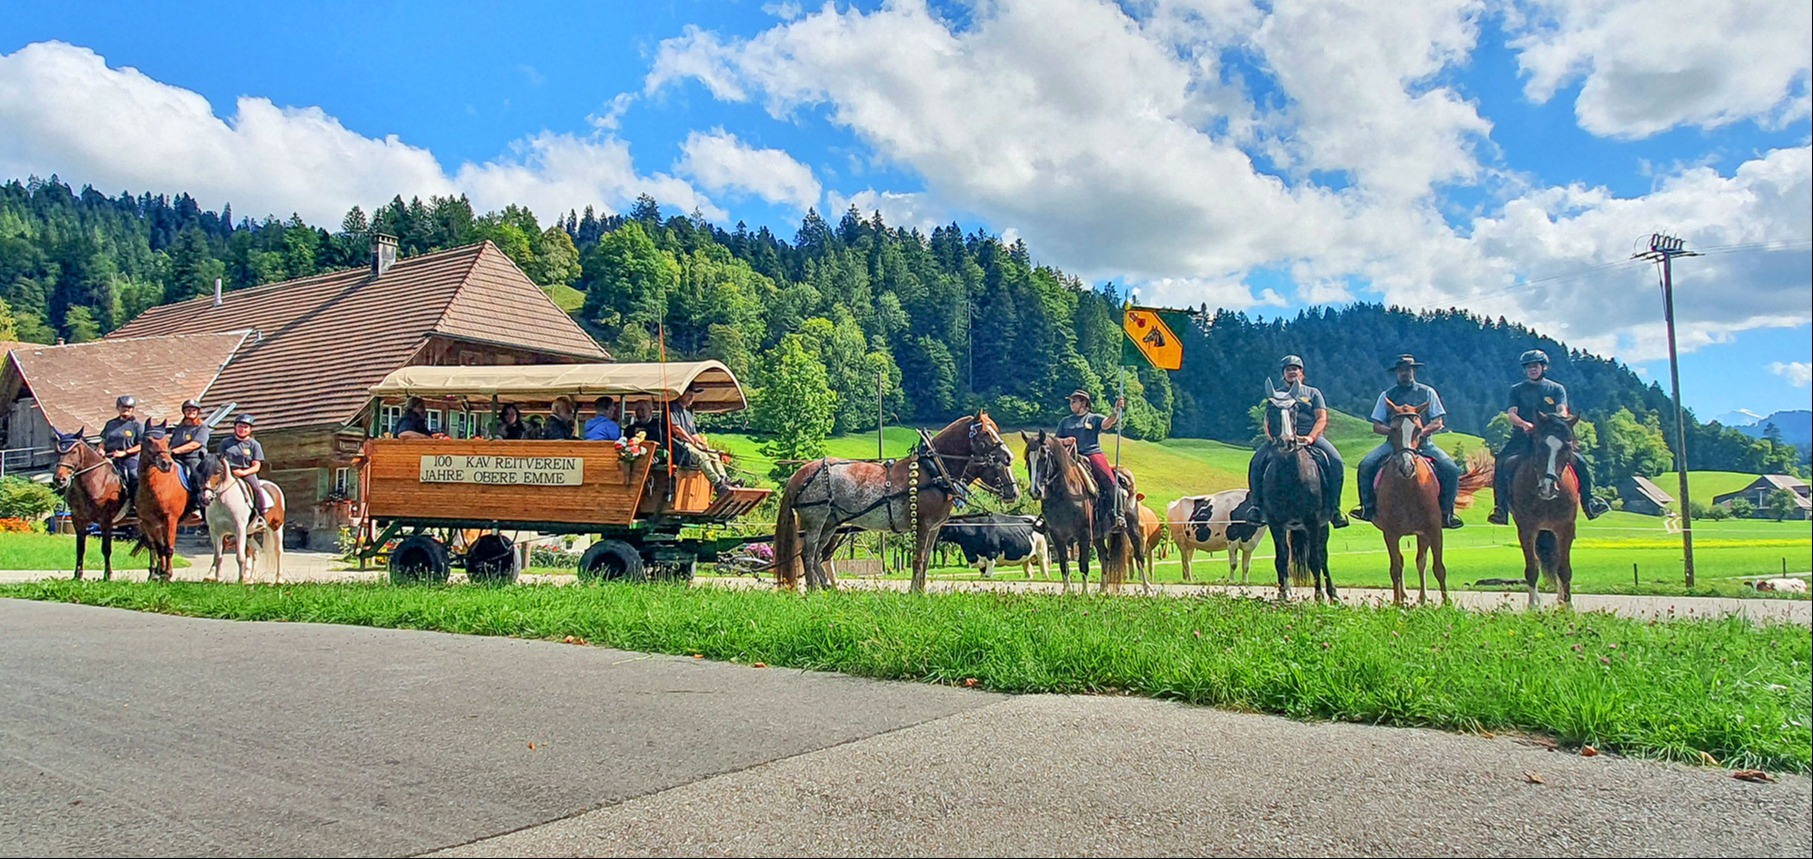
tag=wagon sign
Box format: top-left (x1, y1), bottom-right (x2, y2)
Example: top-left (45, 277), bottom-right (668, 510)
top-left (419, 454), bottom-right (583, 486)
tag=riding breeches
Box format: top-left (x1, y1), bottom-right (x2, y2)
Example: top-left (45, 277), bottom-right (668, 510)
top-left (1358, 441), bottom-right (1459, 514)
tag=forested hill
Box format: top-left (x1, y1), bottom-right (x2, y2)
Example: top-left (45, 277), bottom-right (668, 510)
top-left (0, 176), bottom-right (1802, 478)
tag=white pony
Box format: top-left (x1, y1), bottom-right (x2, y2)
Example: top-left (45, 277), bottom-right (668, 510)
top-left (200, 455), bottom-right (286, 584)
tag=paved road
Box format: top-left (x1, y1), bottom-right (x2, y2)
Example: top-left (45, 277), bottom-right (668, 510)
top-left (2, 599), bottom-right (1807, 857)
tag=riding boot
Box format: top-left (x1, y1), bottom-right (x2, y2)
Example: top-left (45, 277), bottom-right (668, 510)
top-left (1443, 511), bottom-right (1465, 529)
top-left (1486, 453), bottom-right (1512, 525)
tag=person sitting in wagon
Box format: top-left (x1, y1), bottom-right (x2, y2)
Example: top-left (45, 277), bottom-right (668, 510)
top-left (393, 397), bottom-right (445, 440)
top-left (541, 396), bottom-right (578, 440)
top-left (667, 384), bottom-right (733, 498)
top-left (489, 403), bottom-right (530, 440)
top-left (625, 399), bottom-right (664, 447)
top-left (583, 396), bottom-right (622, 441)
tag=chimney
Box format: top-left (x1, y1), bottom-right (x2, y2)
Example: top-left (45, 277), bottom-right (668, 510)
top-left (372, 233), bottom-right (399, 278)
top-left (213, 277), bottom-right (223, 307)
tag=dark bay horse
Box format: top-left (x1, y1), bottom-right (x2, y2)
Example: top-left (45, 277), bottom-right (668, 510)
top-left (1371, 401), bottom-right (1493, 606)
top-left (132, 425), bottom-right (187, 582)
top-left (51, 429), bottom-right (131, 580)
top-left (1021, 431), bottom-right (1146, 593)
top-left (1259, 382), bottom-right (1334, 601)
top-left (1508, 412), bottom-right (1584, 608)
top-left (773, 411), bottom-right (1018, 594)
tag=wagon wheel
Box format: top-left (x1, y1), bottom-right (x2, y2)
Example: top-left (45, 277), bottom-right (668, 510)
top-left (464, 534), bottom-right (519, 586)
top-left (389, 535), bottom-right (451, 585)
top-left (578, 539), bottom-right (646, 583)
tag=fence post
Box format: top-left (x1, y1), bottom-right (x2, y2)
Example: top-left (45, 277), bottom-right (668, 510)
top-left (1632, 563), bottom-right (1638, 588)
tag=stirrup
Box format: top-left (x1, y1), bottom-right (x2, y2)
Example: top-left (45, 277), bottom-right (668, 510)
top-left (1486, 510), bottom-right (1508, 525)
top-left (1330, 511), bottom-right (1350, 529)
top-left (1443, 514), bottom-right (1464, 529)
top-left (1350, 506), bottom-right (1373, 522)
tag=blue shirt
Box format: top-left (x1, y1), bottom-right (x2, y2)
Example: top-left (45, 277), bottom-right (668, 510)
top-left (1509, 378), bottom-right (1568, 420)
top-left (1370, 383), bottom-right (1446, 424)
top-left (583, 416), bottom-right (622, 442)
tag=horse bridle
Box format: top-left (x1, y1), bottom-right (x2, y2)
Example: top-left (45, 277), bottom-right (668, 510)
top-left (53, 442), bottom-right (114, 489)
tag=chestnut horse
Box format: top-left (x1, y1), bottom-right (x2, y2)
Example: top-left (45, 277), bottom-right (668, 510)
top-left (1020, 431), bottom-right (1147, 594)
top-left (1370, 401), bottom-right (1492, 606)
top-left (50, 429), bottom-right (131, 580)
top-left (131, 425), bottom-right (188, 582)
top-left (773, 411), bottom-right (1018, 593)
top-left (1509, 412), bottom-right (1584, 608)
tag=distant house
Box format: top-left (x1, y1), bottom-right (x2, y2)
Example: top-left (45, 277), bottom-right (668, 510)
top-left (1713, 475), bottom-right (1811, 520)
top-left (1618, 475), bottom-right (1674, 516)
top-left (3, 235), bottom-right (608, 545)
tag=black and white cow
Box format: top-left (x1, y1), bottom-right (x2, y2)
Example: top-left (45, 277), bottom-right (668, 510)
top-left (936, 512), bottom-right (1050, 580)
top-left (1165, 489), bottom-right (1266, 583)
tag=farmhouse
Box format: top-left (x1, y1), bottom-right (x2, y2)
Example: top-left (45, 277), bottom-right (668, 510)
top-left (1617, 475), bottom-right (1674, 516)
top-left (1, 235), bottom-right (607, 545)
top-left (1712, 475), bottom-right (1811, 520)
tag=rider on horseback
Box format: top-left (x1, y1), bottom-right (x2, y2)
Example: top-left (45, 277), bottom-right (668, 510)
top-left (1057, 389), bottom-right (1125, 534)
top-left (167, 399), bottom-right (211, 518)
top-left (1486, 350), bottom-right (1611, 524)
top-left (101, 395), bottom-right (144, 502)
top-left (219, 414), bottom-right (269, 526)
top-left (1352, 354), bottom-right (1464, 529)
top-left (1248, 356), bottom-right (1349, 528)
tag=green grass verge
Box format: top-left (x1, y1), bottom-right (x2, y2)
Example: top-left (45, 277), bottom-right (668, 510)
top-left (4, 579), bottom-right (1806, 773)
top-left (0, 533), bottom-right (192, 570)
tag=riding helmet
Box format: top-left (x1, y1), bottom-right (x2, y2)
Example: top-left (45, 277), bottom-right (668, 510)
top-left (234, 414), bottom-right (255, 427)
top-left (1519, 349), bottom-right (1550, 367)
top-left (1279, 355), bottom-right (1304, 371)
top-left (181, 399), bottom-right (202, 411)
top-left (116, 394), bottom-right (137, 409)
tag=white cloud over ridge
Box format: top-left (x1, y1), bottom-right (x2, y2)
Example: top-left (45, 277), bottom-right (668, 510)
top-left (1771, 361), bottom-right (1813, 387)
top-left (647, 0), bottom-right (1810, 363)
top-left (0, 41), bottom-right (721, 226)
top-left (677, 129), bottom-right (821, 211)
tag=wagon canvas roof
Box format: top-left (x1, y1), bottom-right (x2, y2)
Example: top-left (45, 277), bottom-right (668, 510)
top-left (367, 361), bottom-right (748, 412)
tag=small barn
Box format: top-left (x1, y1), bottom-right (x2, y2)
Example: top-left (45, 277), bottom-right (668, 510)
top-left (1617, 475), bottom-right (1674, 516)
top-left (1713, 475), bottom-right (1812, 520)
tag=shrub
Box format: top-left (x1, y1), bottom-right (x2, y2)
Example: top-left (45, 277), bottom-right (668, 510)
top-left (1728, 499), bottom-right (1756, 519)
top-left (0, 476), bottom-right (58, 521)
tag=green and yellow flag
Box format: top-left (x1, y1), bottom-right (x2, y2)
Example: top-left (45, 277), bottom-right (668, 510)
top-left (1121, 305), bottom-right (1196, 371)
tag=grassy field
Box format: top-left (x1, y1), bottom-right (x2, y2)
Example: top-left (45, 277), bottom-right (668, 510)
top-left (1650, 470), bottom-right (1766, 508)
top-left (0, 532), bottom-right (192, 571)
top-left (541, 283), bottom-right (585, 313)
top-left (4, 579), bottom-right (1805, 773)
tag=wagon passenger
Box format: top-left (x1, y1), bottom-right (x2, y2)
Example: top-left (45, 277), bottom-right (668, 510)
top-left (490, 403), bottom-right (530, 440)
top-left (542, 397), bottom-right (577, 440)
top-left (668, 384), bottom-right (732, 498)
top-left (393, 398), bottom-right (437, 440)
top-left (583, 397), bottom-right (622, 441)
top-left (625, 399), bottom-right (663, 446)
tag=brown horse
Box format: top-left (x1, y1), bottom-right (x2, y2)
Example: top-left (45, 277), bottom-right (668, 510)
top-left (1020, 431), bottom-right (1147, 594)
top-left (773, 411), bottom-right (1018, 594)
top-left (132, 425), bottom-right (188, 582)
top-left (1370, 401), bottom-right (1493, 606)
top-left (51, 429), bottom-right (131, 580)
top-left (1508, 412), bottom-right (1583, 608)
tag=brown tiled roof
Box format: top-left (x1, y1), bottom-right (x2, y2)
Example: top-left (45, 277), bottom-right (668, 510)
top-left (2, 332), bottom-right (251, 435)
top-left (108, 242), bottom-right (607, 430)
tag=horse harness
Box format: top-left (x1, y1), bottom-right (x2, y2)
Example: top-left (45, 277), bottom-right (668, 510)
top-left (790, 424), bottom-right (1006, 534)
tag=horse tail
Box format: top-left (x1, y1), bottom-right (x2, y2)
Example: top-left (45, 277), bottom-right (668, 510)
top-left (1287, 528), bottom-right (1314, 588)
top-left (1536, 531), bottom-right (1559, 585)
top-left (1453, 449), bottom-right (1495, 509)
top-left (257, 484), bottom-right (285, 579)
top-left (771, 466), bottom-right (810, 589)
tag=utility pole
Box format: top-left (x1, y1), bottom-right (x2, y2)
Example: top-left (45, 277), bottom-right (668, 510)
top-left (1633, 233), bottom-right (1700, 587)
top-left (878, 368), bottom-right (885, 461)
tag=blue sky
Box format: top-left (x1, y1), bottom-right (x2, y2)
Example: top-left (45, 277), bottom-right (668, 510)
top-left (2, 0), bottom-right (1809, 420)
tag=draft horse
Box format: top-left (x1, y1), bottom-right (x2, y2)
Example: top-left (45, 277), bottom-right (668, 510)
top-left (50, 429), bottom-right (132, 580)
top-left (773, 411), bottom-right (1018, 594)
top-left (132, 424), bottom-right (188, 582)
top-left (1369, 400), bottom-right (1493, 606)
top-left (1507, 412), bottom-right (1583, 608)
top-left (1020, 430), bottom-right (1147, 594)
top-left (1258, 381), bottom-right (1335, 602)
top-left (200, 452), bottom-right (288, 584)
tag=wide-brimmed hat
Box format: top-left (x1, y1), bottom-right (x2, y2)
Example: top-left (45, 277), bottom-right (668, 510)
top-left (1388, 354), bottom-right (1424, 371)
top-left (1067, 389), bottom-right (1093, 404)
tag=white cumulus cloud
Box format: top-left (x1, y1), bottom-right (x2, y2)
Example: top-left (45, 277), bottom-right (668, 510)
top-left (0, 41), bottom-right (717, 226)
top-left (1510, 0), bottom-right (1812, 138)
top-left (677, 129), bottom-right (820, 211)
top-left (1770, 361), bottom-right (1813, 387)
